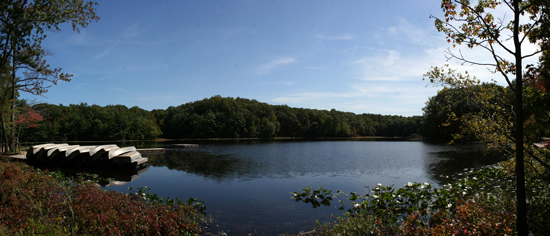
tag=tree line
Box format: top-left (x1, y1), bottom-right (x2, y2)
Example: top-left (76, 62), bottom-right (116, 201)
top-left (18, 96), bottom-right (423, 142)
top-left (20, 103), bottom-right (161, 142)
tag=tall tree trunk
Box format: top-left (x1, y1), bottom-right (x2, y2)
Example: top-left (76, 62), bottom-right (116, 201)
top-left (0, 112), bottom-right (3, 154)
top-left (10, 47), bottom-right (16, 154)
top-left (1, 112), bottom-right (6, 153)
top-left (513, 0), bottom-right (527, 234)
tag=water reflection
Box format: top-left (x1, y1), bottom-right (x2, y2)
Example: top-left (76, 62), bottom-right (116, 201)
top-left (133, 141), bottom-right (508, 186)
top-left (102, 167), bottom-right (149, 187)
top-left (45, 165), bottom-right (150, 187)
top-left (423, 143), bottom-right (508, 185)
top-left (145, 150), bottom-right (258, 181)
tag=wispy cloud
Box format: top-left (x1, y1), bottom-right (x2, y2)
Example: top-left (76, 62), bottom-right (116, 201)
top-left (383, 50), bottom-right (400, 67)
top-left (278, 81), bottom-right (294, 85)
top-left (315, 33), bottom-right (354, 40)
top-left (66, 31), bottom-right (99, 46)
top-left (360, 76), bottom-right (401, 81)
top-left (74, 83), bottom-right (87, 90)
top-left (352, 49), bottom-right (406, 81)
top-left (339, 46), bottom-right (372, 55)
top-left (123, 23), bottom-right (149, 39)
top-left (272, 91), bottom-right (350, 103)
top-left (271, 83), bottom-right (437, 116)
top-left (269, 41), bottom-right (454, 115)
top-left (271, 84), bottom-right (431, 103)
top-left (249, 57), bottom-right (296, 76)
top-left (387, 18), bottom-right (444, 46)
top-left (91, 44), bottom-right (117, 62)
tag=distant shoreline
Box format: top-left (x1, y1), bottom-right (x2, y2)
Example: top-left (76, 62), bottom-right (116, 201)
top-left (22, 136), bottom-right (425, 145)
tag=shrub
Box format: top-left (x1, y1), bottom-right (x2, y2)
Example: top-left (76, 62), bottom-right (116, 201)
top-left (0, 158), bottom-right (209, 235)
top-left (292, 163), bottom-right (550, 235)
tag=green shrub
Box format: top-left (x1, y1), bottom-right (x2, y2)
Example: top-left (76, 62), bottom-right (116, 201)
top-left (292, 163), bottom-right (550, 235)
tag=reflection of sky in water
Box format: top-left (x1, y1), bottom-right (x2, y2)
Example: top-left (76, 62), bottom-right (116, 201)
top-left (103, 140), bottom-right (506, 235)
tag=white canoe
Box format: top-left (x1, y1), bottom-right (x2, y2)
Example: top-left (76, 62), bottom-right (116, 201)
top-left (108, 146), bottom-right (136, 159)
top-left (90, 145), bottom-right (119, 160)
top-left (66, 146), bottom-right (97, 160)
top-left (47, 145), bottom-right (80, 159)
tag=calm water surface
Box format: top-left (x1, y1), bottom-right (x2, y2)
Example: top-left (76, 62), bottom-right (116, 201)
top-left (62, 140), bottom-right (505, 235)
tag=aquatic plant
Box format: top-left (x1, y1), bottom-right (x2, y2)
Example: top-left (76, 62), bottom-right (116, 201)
top-left (292, 163), bottom-right (550, 235)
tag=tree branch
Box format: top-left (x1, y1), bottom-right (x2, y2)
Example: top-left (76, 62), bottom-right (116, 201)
top-left (469, 10), bottom-right (514, 56)
top-left (522, 50), bottom-right (542, 59)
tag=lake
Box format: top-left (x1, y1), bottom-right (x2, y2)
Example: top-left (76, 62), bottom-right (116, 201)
top-left (56, 139), bottom-right (506, 235)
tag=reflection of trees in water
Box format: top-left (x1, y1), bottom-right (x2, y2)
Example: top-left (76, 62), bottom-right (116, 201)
top-left (46, 166), bottom-right (148, 187)
top-left (427, 147), bottom-right (508, 185)
top-left (146, 150), bottom-right (258, 181)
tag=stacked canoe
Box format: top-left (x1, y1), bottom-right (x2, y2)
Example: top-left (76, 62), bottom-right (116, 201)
top-left (26, 143), bottom-right (148, 168)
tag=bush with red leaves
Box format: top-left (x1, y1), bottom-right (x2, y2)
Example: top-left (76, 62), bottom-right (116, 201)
top-left (0, 158), bottom-right (210, 235)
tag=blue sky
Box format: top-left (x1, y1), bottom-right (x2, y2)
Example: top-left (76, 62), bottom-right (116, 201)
top-left (21, 0), bottom-right (539, 116)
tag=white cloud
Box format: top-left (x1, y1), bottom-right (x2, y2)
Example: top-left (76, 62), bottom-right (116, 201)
top-left (387, 27), bottom-right (398, 35)
top-left (272, 91), bottom-right (348, 103)
top-left (339, 46), bottom-right (372, 55)
top-left (344, 103), bottom-right (425, 116)
top-left (273, 83), bottom-right (422, 103)
top-left (270, 32), bottom-right (451, 115)
top-left (352, 49), bottom-right (412, 81)
top-left (275, 28), bottom-right (542, 115)
top-left (384, 50), bottom-right (400, 67)
top-left (270, 82), bottom-right (438, 116)
top-left (352, 49), bottom-right (399, 67)
top-left (358, 76), bottom-right (401, 81)
top-left (430, 33), bottom-right (541, 86)
top-left (386, 17), bottom-right (444, 46)
top-left (249, 57), bottom-right (296, 76)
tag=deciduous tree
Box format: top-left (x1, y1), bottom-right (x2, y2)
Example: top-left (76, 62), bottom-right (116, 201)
top-left (429, 0), bottom-right (550, 233)
top-left (0, 0), bottom-right (99, 153)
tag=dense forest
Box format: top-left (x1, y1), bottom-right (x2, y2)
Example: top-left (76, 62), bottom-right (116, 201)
top-left (17, 95), bottom-right (423, 142)
top-left (23, 103), bottom-right (161, 142)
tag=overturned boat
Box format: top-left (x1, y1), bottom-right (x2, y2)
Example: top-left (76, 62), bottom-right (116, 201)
top-left (26, 143), bottom-right (148, 169)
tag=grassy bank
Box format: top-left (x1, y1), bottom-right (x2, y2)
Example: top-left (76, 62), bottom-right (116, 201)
top-left (0, 157), bottom-right (210, 235)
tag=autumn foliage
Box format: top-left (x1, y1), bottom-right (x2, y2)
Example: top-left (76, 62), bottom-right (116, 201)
top-left (0, 158), bottom-right (209, 235)
top-left (16, 108), bottom-right (43, 128)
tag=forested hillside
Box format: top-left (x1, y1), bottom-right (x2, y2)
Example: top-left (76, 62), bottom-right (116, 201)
top-left (22, 103), bottom-right (162, 142)
top-left (19, 96), bottom-right (422, 142)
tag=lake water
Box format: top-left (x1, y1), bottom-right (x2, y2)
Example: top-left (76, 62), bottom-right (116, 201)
top-left (57, 139), bottom-right (506, 235)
